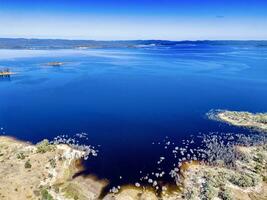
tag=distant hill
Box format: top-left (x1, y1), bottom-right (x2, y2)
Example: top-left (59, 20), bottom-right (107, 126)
top-left (0, 38), bottom-right (266, 49)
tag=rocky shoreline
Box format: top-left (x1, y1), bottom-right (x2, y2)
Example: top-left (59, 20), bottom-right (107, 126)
top-left (0, 110), bottom-right (267, 199)
top-left (0, 136), bottom-right (107, 200)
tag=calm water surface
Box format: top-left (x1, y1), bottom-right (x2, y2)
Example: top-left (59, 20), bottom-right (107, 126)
top-left (0, 44), bottom-right (267, 186)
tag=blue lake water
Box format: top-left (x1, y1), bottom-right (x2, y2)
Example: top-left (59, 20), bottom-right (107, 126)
top-left (0, 43), bottom-right (267, 187)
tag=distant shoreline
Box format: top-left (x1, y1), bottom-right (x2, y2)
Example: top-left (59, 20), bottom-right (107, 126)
top-left (0, 38), bottom-right (266, 50)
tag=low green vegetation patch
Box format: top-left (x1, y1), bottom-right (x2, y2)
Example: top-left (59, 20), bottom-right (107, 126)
top-left (201, 177), bottom-right (218, 200)
top-left (62, 183), bottom-right (81, 200)
top-left (16, 152), bottom-right (25, 160)
top-left (49, 158), bottom-right (56, 168)
top-left (196, 167), bottom-right (261, 199)
top-left (41, 189), bottom-right (54, 200)
top-left (24, 159), bottom-right (32, 168)
top-left (254, 114), bottom-right (267, 124)
top-left (218, 186), bottom-right (233, 200)
top-left (228, 172), bottom-right (259, 188)
top-left (36, 139), bottom-right (55, 153)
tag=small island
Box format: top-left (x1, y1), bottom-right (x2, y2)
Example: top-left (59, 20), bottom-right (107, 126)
top-left (0, 68), bottom-right (15, 77)
top-left (47, 62), bottom-right (64, 67)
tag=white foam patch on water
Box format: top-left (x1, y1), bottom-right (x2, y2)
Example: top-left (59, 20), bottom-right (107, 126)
top-left (52, 132), bottom-right (98, 160)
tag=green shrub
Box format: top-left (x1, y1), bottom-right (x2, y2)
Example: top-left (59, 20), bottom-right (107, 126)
top-left (201, 177), bottom-right (218, 200)
top-left (53, 186), bottom-right (59, 193)
top-left (41, 189), bottom-right (54, 200)
top-left (228, 173), bottom-right (258, 187)
top-left (17, 152), bottom-right (25, 160)
top-left (62, 183), bottom-right (81, 200)
top-left (49, 159), bottom-right (56, 168)
top-left (253, 153), bottom-right (264, 164)
top-left (24, 160), bottom-right (32, 168)
top-left (218, 186), bottom-right (233, 200)
top-left (33, 190), bottom-right (40, 196)
top-left (36, 139), bottom-right (55, 153)
top-left (255, 115), bottom-right (267, 124)
top-left (183, 189), bottom-right (197, 200)
top-left (254, 164), bottom-right (262, 173)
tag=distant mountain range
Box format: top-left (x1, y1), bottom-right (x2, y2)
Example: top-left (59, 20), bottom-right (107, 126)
top-left (0, 38), bottom-right (266, 49)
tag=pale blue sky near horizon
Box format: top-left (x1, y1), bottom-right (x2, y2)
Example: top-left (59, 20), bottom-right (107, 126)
top-left (0, 0), bottom-right (267, 40)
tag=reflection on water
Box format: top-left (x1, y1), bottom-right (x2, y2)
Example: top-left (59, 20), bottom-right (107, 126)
top-left (0, 74), bottom-right (11, 81)
top-left (0, 43), bottom-right (267, 187)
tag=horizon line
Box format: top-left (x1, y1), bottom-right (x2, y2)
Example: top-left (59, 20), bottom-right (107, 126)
top-left (1, 37), bottom-right (267, 42)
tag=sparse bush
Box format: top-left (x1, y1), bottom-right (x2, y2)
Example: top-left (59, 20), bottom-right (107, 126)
top-left (53, 186), bottom-right (59, 193)
top-left (254, 164), bottom-right (262, 173)
top-left (228, 172), bottom-right (258, 187)
top-left (24, 160), bottom-right (31, 168)
top-left (218, 186), bottom-right (233, 200)
top-left (33, 190), bottom-right (40, 196)
top-left (48, 173), bottom-right (53, 178)
top-left (255, 115), bottom-right (267, 124)
top-left (62, 183), bottom-right (81, 200)
top-left (17, 152), bottom-right (25, 160)
top-left (201, 177), bottom-right (218, 200)
top-left (41, 189), bottom-right (54, 200)
top-left (49, 159), bottom-right (56, 168)
top-left (36, 139), bottom-right (55, 153)
top-left (204, 171), bottom-right (227, 188)
top-left (236, 150), bottom-right (250, 163)
top-left (253, 153), bottom-right (264, 164)
top-left (183, 190), bottom-right (197, 200)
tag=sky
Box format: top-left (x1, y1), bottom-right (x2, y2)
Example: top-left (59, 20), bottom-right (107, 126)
top-left (0, 0), bottom-right (267, 40)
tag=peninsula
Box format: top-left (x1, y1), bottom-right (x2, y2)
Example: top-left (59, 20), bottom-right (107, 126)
top-left (214, 110), bottom-right (267, 132)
